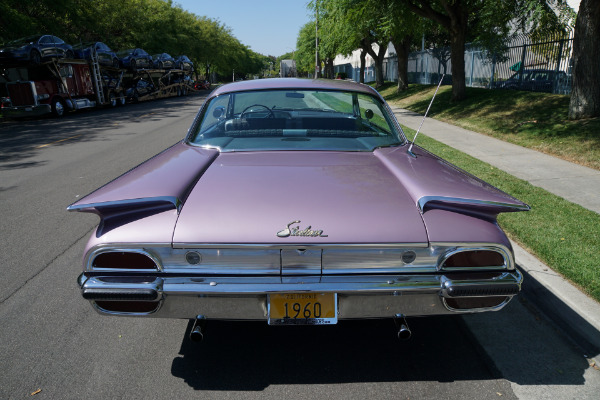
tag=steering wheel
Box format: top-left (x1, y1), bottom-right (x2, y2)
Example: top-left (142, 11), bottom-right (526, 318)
top-left (240, 104), bottom-right (274, 118)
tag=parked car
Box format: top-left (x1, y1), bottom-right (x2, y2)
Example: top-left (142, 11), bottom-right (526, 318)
top-left (116, 48), bottom-right (152, 70)
top-left (495, 69), bottom-right (568, 93)
top-left (0, 35), bottom-right (74, 65)
top-left (194, 79), bottom-right (210, 90)
top-left (174, 55), bottom-right (193, 71)
top-left (151, 53), bottom-right (175, 69)
top-left (68, 78), bottom-right (528, 341)
top-left (74, 42), bottom-right (119, 68)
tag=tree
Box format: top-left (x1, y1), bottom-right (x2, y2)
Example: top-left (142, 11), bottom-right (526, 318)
top-left (403, 0), bottom-right (477, 101)
top-left (296, 22), bottom-right (318, 77)
top-left (569, 0), bottom-right (600, 119)
top-left (402, 1), bottom-right (570, 101)
top-left (0, 0), bottom-right (268, 82)
top-left (309, 0), bottom-right (391, 86)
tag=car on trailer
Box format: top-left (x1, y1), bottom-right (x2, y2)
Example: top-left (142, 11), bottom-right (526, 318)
top-left (117, 48), bottom-right (152, 71)
top-left (0, 35), bottom-right (74, 65)
top-left (174, 55), bottom-right (193, 71)
top-left (151, 53), bottom-right (175, 69)
top-left (68, 78), bottom-right (529, 341)
top-left (74, 42), bottom-right (119, 68)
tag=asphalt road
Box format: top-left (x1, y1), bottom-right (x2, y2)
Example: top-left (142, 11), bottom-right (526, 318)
top-left (1, 94), bottom-right (598, 399)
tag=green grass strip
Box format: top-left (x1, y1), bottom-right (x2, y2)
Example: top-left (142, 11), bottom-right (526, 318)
top-left (376, 83), bottom-right (600, 170)
top-left (402, 126), bottom-right (600, 302)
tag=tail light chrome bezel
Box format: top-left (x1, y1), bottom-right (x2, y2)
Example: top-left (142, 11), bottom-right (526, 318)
top-left (437, 245), bottom-right (513, 272)
top-left (86, 247), bottom-right (162, 272)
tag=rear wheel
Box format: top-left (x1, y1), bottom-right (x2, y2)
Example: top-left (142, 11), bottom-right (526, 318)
top-left (108, 91), bottom-right (117, 107)
top-left (51, 97), bottom-right (66, 117)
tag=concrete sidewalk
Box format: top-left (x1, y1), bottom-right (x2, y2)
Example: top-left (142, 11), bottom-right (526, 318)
top-left (390, 106), bottom-right (600, 358)
top-left (391, 107), bottom-right (600, 214)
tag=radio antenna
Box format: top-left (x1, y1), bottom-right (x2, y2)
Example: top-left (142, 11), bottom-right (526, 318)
top-left (407, 74), bottom-right (445, 157)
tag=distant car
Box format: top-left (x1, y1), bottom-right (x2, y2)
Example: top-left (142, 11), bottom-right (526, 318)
top-left (174, 55), bottom-right (193, 71)
top-left (495, 69), bottom-right (568, 93)
top-left (0, 35), bottom-right (74, 65)
top-left (74, 42), bottom-right (119, 68)
top-left (68, 78), bottom-right (529, 341)
top-left (194, 80), bottom-right (210, 90)
top-left (151, 53), bottom-right (175, 69)
top-left (116, 48), bottom-right (152, 70)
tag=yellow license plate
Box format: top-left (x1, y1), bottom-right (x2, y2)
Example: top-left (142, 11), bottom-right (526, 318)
top-left (268, 293), bottom-right (337, 325)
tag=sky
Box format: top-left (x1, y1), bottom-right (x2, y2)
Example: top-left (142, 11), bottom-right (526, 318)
top-left (173, 0), bottom-right (313, 57)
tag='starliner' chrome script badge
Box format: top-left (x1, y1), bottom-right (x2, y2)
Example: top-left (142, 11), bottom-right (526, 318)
top-left (276, 220), bottom-right (328, 238)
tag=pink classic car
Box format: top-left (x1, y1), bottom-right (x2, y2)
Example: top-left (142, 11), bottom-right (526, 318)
top-left (68, 78), bottom-right (529, 341)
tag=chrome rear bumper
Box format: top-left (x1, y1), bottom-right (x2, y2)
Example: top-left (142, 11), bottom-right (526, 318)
top-left (79, 270), bottom-right (522, 319)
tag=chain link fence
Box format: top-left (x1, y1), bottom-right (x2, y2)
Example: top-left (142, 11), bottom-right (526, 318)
top-left (382, 32), bottom-right (574, 94)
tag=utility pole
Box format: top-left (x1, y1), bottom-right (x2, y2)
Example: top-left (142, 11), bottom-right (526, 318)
top-left (314, 2), bottom-right (320, 79)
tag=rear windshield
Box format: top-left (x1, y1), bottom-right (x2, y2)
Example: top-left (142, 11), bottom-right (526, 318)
top-left (188, 89), bottom-right (405, 151)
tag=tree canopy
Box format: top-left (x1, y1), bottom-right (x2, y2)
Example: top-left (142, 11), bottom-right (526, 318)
top-left (0, 0), bottom-right (267, 80)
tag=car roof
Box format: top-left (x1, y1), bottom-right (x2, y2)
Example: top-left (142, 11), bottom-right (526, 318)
top-left (210, 78), bottom-right (381, 98)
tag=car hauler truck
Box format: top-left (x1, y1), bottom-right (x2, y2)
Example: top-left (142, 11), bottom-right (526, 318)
top-left (0, 51), bottom-right (193, 118)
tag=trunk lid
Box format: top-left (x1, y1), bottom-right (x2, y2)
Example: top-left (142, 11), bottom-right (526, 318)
top-left (173, 151), bottom-right (428, 245)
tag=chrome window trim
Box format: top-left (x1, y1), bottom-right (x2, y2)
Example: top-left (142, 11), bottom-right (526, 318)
top-left (186, 88), bottom-right (407, 150)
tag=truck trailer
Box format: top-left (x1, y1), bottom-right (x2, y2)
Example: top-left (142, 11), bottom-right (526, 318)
top-left (1, 51), bottom-right (193, 118)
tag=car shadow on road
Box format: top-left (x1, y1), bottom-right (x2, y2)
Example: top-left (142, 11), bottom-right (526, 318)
top-left (171, 304), bottom-right (592, 391)
top-left (0, 92), bottom-right (207, 164)
top-left (171, 316), bottom-right (511, 391)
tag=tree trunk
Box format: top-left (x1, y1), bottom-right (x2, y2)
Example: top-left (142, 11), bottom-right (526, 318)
top-left (403, 0), bottom-right (469, 101)
top-left (449, 17), bottom-right (467, 101)
top-left (392, 36), bottom-right (411, 92)
top-left (314, 53), bottom-right (321, 79)
top-left (364, 40), bottom-right (388, 88)
top-left (569, 0), bottom-right (600, 119)
top-left (359, 49), bottom-right (366, 84)
top-left (204, 64), bottom-right (210, 82)
top-left (325, 58), bottom-right (335, 79)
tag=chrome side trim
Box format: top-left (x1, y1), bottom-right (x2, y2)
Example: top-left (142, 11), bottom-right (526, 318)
top-left (172, 242), bottom-right (430, 249)
top-left (417, 196), bottom-right (531, 213)
top-left (67, 196), bottom-right (182, 213)
top-left (84, 242), bottom-right (514, 276)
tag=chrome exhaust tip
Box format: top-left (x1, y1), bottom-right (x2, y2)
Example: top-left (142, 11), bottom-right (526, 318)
top-left (394, 314), bottom-right (412, 341)
top-left (189, 315), bottom-right (206, 342)
top-left (397, 324), bottom-right (412, 341)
